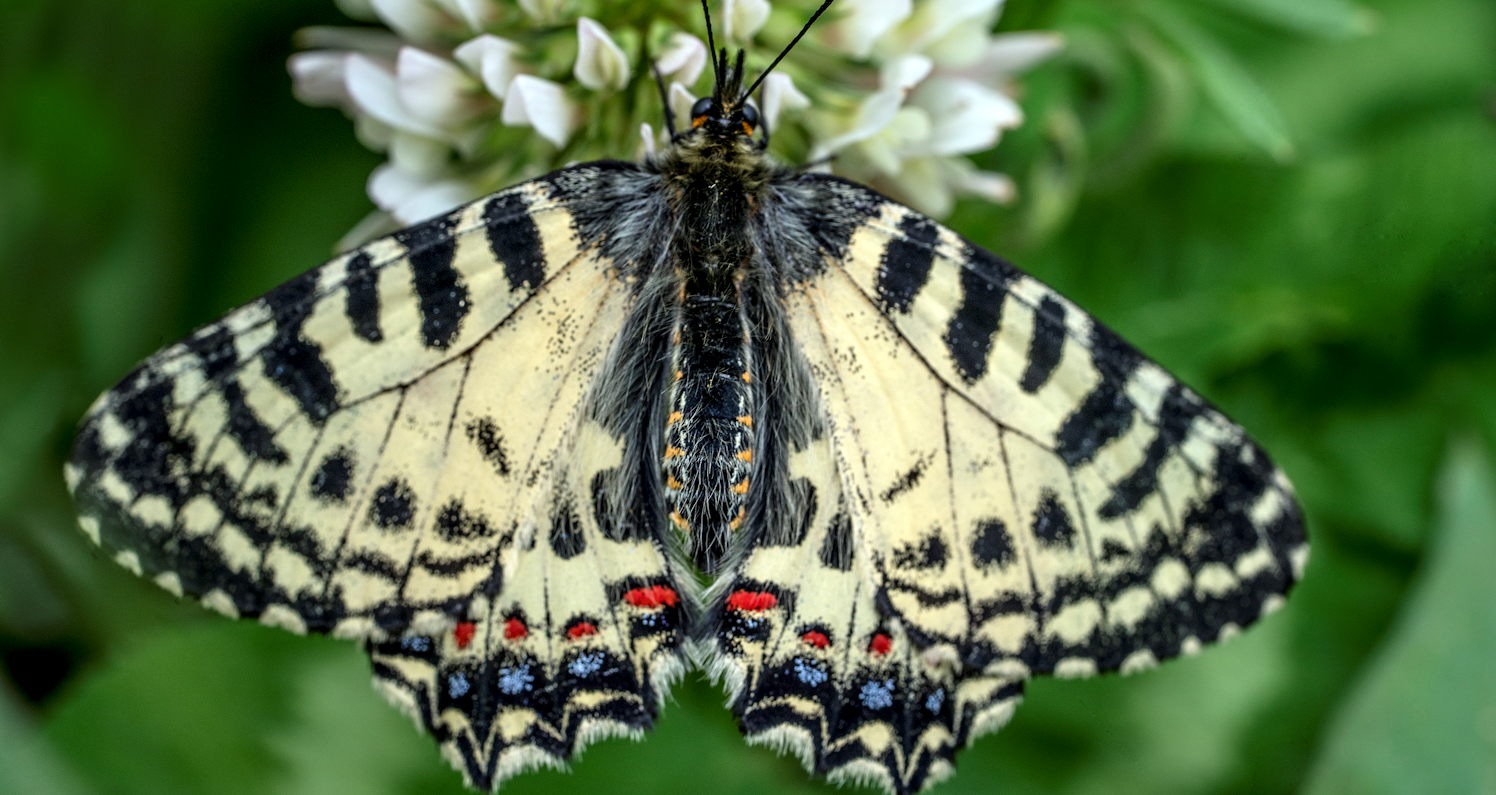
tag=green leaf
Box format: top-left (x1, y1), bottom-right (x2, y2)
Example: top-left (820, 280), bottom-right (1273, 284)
top-left (0, 687), bottom-right (94, 795)
top-left (1302, 438), bottom-right (1496, 795)
top-left (1144, 1), bottom-right (1296, 162)
top-left (1201, 0), bottom-right (1377, 39)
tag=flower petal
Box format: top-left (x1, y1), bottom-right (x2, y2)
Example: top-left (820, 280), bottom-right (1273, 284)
top-left (822, 0), bottom-right (911, 58)
top-left (811, 54), bottom-right (931, 158)
top-left (953, 166), bottom-right (1016, 204)
top-left (656, 31), bottom-right (708, 88)
top-left (454, 34), bottom-right (523, 99)
top-left (294, 26), bottom-right (403, 57)
top-left (446, 0), bottom-right (500, 32)
top-left (289, 51), bottom-right (351, 108)
top-left (759, 72), bottom-right (809, 128)
top-left (669, 82), bottom-right (697, 130)
top-left (333, 0), bottom-right (379, 22)
top-left (369, 0), bottom-right (453, 43)
top-left (723, 0), bottom-right (771, 43)
top-left (345, 53), bottom-right (445, 138)
top-left (389, 131), bottom-right (452, 178)
top-left (885, 0), bottom-right (1001, 55)
top-left (574, 17), bottom-right (631, 91)
top-left (912, 76), bottom-right (1021, 155)
top-left (502, 74), bottom-right (577, 147)
top-left (971, 32), bottom-right (1065, 79)
top-left (396, 46), bottom-right (488, 130)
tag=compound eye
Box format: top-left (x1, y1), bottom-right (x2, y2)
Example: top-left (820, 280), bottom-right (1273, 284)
top-left (740, 103), bottom-right (759, 127)
top-left (690, 97), bottom-right (714, 119)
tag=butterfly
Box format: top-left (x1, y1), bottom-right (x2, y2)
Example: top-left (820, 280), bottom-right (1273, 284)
top-left (64, 2), bottom-right (1307, 792)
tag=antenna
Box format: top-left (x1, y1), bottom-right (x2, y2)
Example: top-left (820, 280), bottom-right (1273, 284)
top-left (700, 0), bottom-right (719, 91)
top-left (742, 0), bottom-right (836, 99)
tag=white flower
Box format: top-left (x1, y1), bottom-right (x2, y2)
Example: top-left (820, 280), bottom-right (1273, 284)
top-left (502, 74), bottom-right (577, 147)
top-left (908, 76), bottom-right (1022, 156)
top-left (293, 0), bottom-right (1057, 246)
top-left (289, 51), bottom-right (353, 107)
top-left (454, 34), bottom-right (524, 99)
top-left (812, 54), bottom-right (932, 158)
top-left (440, 0), bottom-right (501, 32)
top-left (656, 32), bottom-right (708, 89)
top-left (669, 82), bottom-right (697, 130)
top-left (881, 0), bottom-right (1002, 58)
top-left (822, 0), bottom-right (911, 59)
top-left (369, 162), bottom-right (483, 224)
top-left (396, 47), bottom-right (491, 131)
top-left (344, 53), bottom-right (445, 139)
top-left (759, 72), bottom-right (809, 129)
top-left (574, 18), bottom-right (631, 92)
top-left (369, 0), bottom-right (453, 43)
top-left (952, 31), bottom-right (1066, 83)
top-left (723, 0), bottom-right (772, 43)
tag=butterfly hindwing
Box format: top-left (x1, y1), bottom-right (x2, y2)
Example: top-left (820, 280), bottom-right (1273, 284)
top-left (65, 166), bottom-right (688, 790)
top-left (707, 178), bottom-right (1307, 793)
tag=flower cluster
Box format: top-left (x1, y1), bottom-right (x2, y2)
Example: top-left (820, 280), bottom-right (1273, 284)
top-left (289, 0), bottom-right (1060, 246)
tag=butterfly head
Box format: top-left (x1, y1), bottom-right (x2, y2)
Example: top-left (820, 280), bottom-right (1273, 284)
top-left (689, 47), bottom-right (759, 142)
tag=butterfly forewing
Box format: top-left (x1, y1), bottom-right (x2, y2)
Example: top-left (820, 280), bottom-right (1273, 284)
top-left (66, 170), bottom-right (688, 790)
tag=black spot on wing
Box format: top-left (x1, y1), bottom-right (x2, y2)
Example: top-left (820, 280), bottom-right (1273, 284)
top-left (435, 500), bottom-right (497, 542)
top-left (1099, 538), bottom-right (1131, 562)
top-left (343, 251), bottom-right (383, 343)
top-left (1099, 385), bottom-right (1204, 519)
top-left (819, 507), bottom-right (853, 571)
top-left (309, 449), bottom-right (354, 502)
top-left (260, 272), bottom-right (341, 424)
top-left (184, 325), bottom-right (238, 380)
top-left (1054, 322), bottom-right (1145, 466)
top-left (876, 213), bottom-right (939, 313)
top-left (970, 518), bottom-right (1015, 569)
top-left (1183, 442), bottom-right (1277, 569)
top-left (483, 191), bottom-right (546, 291)
top-left (219, 380), bottom-right (288, 464)
top-left (1020, 296), bottom-right (1066, 393)
top-left (892, 531), bottom-right (949, 571)
top-left (549, 493), bottom-right (586, 559)
top-left (464, 416), bottom-right (510, 476)
top-left (395, 214), bottom-right (469, 350)
top-left (880, 457), bottom-right (928, 503)
top-left (370, 478), bottom-right (416, 530)
top-left (1032, 489), bottom-right (1075, 548)
top-left (944, 244), bottom-right (1015, 383)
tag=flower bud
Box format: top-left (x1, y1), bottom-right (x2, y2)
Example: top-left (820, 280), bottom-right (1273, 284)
top-left (574, 17), bottom-right (631, 91)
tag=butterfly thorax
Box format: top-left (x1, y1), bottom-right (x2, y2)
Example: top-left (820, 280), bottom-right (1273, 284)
top-left (657, 130), bottom-right (769, 574)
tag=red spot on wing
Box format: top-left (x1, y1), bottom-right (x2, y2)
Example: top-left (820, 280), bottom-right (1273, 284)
top-left (623, 585), bottom-right (679, 609)
top-left (802, 631), bottom-right (830, 648)
top-left (566, 622), bottom-right (598, 640)
top-left (454, 621), bottom-right (477, 649)
top-left (869, 633), bottom-right (893, 656)
top-left (726, 591), bottom-right (778, 612)
top-left (502, 618), bottom-right (527, 640)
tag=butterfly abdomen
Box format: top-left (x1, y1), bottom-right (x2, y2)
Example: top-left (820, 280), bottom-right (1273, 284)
top-left (664, 274), bottom-right (754, 575)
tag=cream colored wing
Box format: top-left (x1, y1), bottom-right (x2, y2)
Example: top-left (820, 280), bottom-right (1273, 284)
top-left (707, 182), bottom-right (1306, 794)
top-left (65, 166), bottom-right (687, 790)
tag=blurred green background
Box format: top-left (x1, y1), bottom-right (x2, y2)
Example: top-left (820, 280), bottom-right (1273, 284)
top-left (2, 0), bottom-right (1495, 793)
